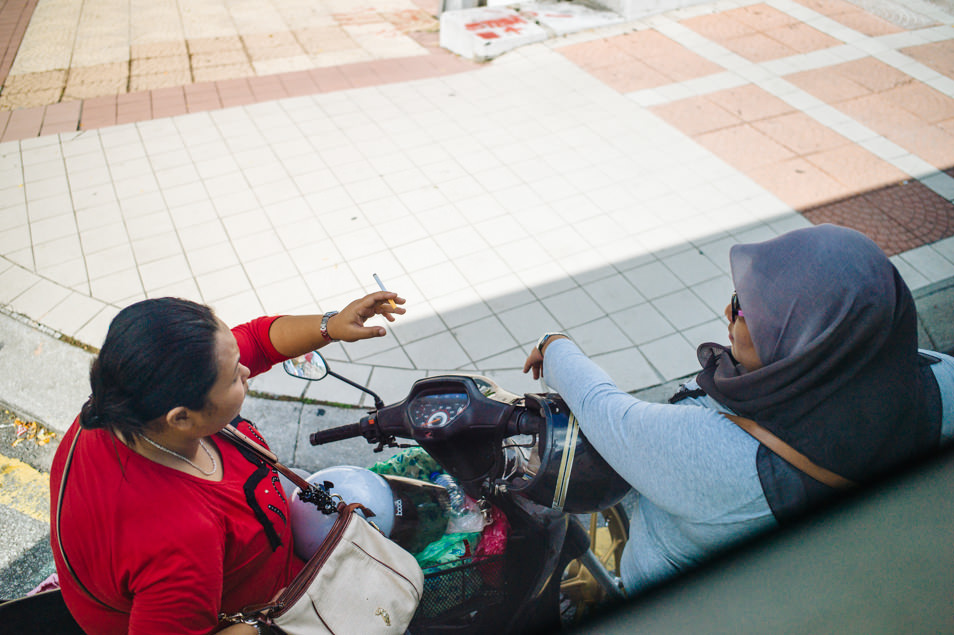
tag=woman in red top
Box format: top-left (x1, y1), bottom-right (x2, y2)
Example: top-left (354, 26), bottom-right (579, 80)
top-left (50, 291), bottom-right (404, 634)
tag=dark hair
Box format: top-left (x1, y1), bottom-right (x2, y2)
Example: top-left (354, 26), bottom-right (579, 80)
top-left (80, 298), bottom-right (221, 435)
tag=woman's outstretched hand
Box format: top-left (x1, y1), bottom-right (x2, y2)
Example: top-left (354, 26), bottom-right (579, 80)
top-left (327, 291), bottom-right (406, 342)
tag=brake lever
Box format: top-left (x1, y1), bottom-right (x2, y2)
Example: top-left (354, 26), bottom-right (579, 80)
top-left (372, 435), bottom-right (413, 453)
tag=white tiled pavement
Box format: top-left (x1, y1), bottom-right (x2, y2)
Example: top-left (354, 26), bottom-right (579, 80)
top-left (3, 2), bottom-right (954, 408)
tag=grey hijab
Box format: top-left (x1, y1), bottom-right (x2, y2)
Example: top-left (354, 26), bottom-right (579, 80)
top-left (696, 224), bottom-right (935, 482)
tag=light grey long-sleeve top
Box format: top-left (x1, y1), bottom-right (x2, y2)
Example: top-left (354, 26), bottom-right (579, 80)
top-left (542, 338), bottom-right (954, 595)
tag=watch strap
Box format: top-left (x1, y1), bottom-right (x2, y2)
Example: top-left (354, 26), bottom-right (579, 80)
top-left (320, 311), bottom-right (339, 342)
top-left (536, 332), bottom-right (566, 354)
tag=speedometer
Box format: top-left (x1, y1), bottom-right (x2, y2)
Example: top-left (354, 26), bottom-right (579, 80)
top-left (408, 392), bottom-right (469, 429)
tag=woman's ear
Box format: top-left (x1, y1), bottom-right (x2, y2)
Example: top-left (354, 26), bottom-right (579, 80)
top-left (165, 406), bottom-right (196, 432)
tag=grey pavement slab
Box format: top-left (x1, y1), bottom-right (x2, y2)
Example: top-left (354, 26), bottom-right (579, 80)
top-left (0, 312), bottom-right (92, 435)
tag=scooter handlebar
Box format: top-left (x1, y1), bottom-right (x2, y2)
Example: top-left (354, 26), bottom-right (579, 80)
top-left (309, 423), bottom-right (363, 446)
top-left (507, 409), bottom-right (543, 436)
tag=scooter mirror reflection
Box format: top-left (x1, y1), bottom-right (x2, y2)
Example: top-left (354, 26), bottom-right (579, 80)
top-left (283, 351), bottom-right (329, 381)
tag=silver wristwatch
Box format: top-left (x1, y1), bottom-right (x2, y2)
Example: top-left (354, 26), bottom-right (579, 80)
top-left (320, 311), bottom-right (339, 342)
top-left (536, 332), bottom-right (567, 354)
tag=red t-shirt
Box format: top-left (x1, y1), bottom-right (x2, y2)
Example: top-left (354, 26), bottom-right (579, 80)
top-left (50, 317), bottom-right (305, 634)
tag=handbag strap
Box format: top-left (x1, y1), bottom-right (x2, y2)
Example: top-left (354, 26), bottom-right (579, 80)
top-left (721, 413), bottom-right (856, 489)
top-left (55, 428), bottom-right (126, 613)
top-left (219, 424), bottom-right (367, 517)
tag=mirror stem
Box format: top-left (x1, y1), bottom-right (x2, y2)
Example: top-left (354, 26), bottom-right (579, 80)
top-left (327, 369), bottom-right (385, 410)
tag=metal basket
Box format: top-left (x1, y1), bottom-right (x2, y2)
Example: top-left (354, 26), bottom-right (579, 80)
top-left (411, 553), bottom-right (508, 627)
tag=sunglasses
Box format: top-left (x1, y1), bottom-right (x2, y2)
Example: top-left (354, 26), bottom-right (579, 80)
top-left (731, 292), bottom-right (745, 322)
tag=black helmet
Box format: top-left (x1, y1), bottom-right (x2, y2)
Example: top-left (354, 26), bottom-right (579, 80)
top-left (507, 393), bottom-right (630, 513)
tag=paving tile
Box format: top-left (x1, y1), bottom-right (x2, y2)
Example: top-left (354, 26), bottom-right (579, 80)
top-left (787, 65), bottom-right (871, 102)
top-left (694, 123), bottom-right (796, 171)
top-left (88, 267), bottom-right (144, 304)
top-left (833, 57), bottom-right (914, 93)
top-left (40, 291), bottom-right (105, 336)
top-left (79, 222), bottom-right (129, 255)
top-left (0, 89), bottom-right (61, 110)
top-left (832, 9), bottom-right (904, 37)
top-left (748, 156), bottom-right (850, 210)
top-left (452, 314), bottom-right (517, 361)
top-left (402, 329), bottom-right (470, 369)
top-left (9, 276), bottom-right (71, 317)
top-left (720, 32), bottom-right (799, 62)
top-left (418, 277), bottom-right (488, 327)
top-left (639, 332), bottom-right (699, 380)
top-left (902, 40), bottom-right (954, 79)
top-left (706, 84), bottom-right (794, 122)
top-left (651, 95), bottom-right (741, 136)
top-left (751, 111), bottom-right (850, 155)
top-left (3, 69), bottom-right (66, 92)
top-left (681, 12), bottom-right (757, 41)
top-left (764, 22), bottom-right (843, 55)
top-left (882, 82), bottom-right (954, 123)
top-left (588, 346), bottom-right (661, 392)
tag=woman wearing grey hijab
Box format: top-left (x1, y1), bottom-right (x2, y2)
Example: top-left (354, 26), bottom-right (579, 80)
top-left (524, 224), bottom-right (954, 596)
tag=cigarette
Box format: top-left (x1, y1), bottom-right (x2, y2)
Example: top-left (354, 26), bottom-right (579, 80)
top-left (373, 273), bottom-right (397, 309)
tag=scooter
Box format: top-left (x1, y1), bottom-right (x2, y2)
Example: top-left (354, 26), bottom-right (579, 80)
top-left (284, 351), bottom-right (633, 634)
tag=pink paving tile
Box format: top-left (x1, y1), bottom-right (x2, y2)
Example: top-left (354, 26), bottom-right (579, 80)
top-left (151, 100), bottom-right (188, 118)
top-left (0, 0), bottom-right (38, 85)
top-left (150, 87), bottom-right (187, 118)
top-left (787, 67), bottom-right (871, 103)
top-left (371, 56), bottom-right (431, 84)
top-left (278, 70), bottom-right (320, 97)
top-left (890, 125), bottom-right (954, 171)
top-left (830, 57), bottom-right (912, 93)
top-left (248, 75), bottom-right (287, 101)
top-left (751, 111), bottom-right (850, 156)
top-left (680, 12), bottom-right (756, 40)
top-left (650, 95), bottom-right (742, 136)
top-left (831, 9), bottom-right (904, 37)
top-left (185, 83), bottom-right (223, 112)
top-left (117, 93), bottom-right (151, 123)
top-left (0, 110), bottom-right (9, 138)
top-left (2, 107), bottom-right (43, 140)
top-left (729, 3), bottom-right (797, 30)
top-left (902, 41), bottom-right (954, 79)
top-left (644, 45), bottom-right (725, 83)
top-left (42, 99), bottom-right (81, 124)
top-left (720, 32), bottom-right (798, 62)
top-left (589, 61), bottom-right (671, 93)
top-left (562, 38), bottom-right (634, 71)
top-left (309, 67), bottom-right (351, 93)
top-left (40, 119), bottom-right (78, 135)
top-left (705, 84), bottom-right (795, 122)
top-left (881, 83), bottom-right (954, 123)
top-left (792, 0), bottom-right (863, 16)
top-left (764, 22), bottom-right (842, 54)
top-left (340, 62), bottom-right (380, 89)
top-left (694, 124), bottom-right (796, 171)
top-left (806, 144), bottom-right (909, 192)
top-left (608, 30), bottom-right (724, 81)
top-left (837, 93), bottom-right (926, 133)
top-left (78, 96), bottom-right (117, 129)
top-left (215, 78), bottom-right (255, 107)
top-left (749, 157), bottom-right (850, 209)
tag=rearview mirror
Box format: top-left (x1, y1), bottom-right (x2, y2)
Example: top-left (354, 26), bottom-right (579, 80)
top-left (283, 351), bottom-right (329, 381)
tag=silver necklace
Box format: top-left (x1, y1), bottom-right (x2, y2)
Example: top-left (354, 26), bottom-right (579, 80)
top-left (140, 435), bottom-right (217, 476)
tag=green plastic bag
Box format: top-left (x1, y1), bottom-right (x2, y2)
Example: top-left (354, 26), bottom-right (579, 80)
top-left (369, 447), bottom-right (443, 482)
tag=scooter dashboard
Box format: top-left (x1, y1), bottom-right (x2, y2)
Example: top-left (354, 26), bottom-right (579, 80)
top-left (408, 392), bottom-right (469, 429)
